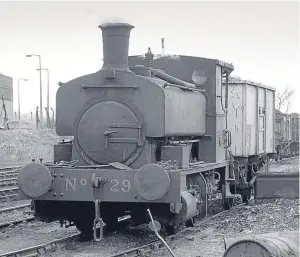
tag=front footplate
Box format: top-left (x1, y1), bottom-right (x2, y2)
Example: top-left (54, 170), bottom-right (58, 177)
top-left (254, 171), bottom-right (299, 203)
top-left (18, 165), bottom-right (181, 203)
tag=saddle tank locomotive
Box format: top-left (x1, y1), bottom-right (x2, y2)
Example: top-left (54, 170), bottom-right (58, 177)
top-left (17, 22), bottom-right (256, 240)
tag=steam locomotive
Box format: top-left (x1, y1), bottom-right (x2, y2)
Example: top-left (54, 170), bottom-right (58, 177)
top-left (17, 22), bottom-right (277, 240)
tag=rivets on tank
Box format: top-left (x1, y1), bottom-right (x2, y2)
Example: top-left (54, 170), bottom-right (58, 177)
top-left (60, 174), bottom-right (64, 177)
top-left (60, 193), bottom-right (64, 197)
top-left (133, 195), bottom-right (138, 199)
top-left (53, 173), bottom-right (57, 178)
top-left (53, 193), bottom-right (57, 197)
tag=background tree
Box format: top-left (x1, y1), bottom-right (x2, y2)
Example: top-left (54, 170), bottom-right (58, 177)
top-left (275, 87), bottom-right (295, 113)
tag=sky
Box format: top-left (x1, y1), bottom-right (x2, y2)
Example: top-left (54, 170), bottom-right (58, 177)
top-left (0, 0), bottom-right (299, 115)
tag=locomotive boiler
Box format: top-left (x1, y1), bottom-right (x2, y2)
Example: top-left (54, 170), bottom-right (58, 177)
top-left (17, 22), bottom-right (257, 240)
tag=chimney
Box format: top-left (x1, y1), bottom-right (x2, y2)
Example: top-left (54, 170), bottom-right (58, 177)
top-left (99, 22), bottom-right (134, 71)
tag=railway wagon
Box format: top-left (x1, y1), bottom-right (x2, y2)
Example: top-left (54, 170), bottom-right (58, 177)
top-left (291, 113), bottom-right (299, 143)
top-left (17, 22), bottom-right (272, 241)
top-left (275, 110), bottom-right (299, 157)
top-left (275, 110), bottom-right (291, 143)
top-left (290, 113), bottom-right (300, 156)
top-left (224, 79), bottom-right (276, 160)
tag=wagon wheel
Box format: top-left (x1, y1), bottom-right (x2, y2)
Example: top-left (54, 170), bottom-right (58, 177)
top-left (162, 223), bottom-right (180, 236)
top-left (242, 194), bottom-right (251, 203)
top-left (222, 184), bottom-right (233, 210)
top-left (223, 197), bottom-right (234, 210)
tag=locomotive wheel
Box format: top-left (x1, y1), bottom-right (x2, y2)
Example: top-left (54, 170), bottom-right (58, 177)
top-left (185, 217), bottom-right (195, 227)
top-left (131, 212), bottom-right (146, 226)
top-left (242, 194), bottom-right (250, 203)
top-left (163, 224), bottom-right (179, 236)
top-left (102, 215), bottom-right (119, 231)
top-left (242, 190), bottom-right (251, 204)
top-left (224, 198), bottom-right (233, 210)
top-left (186, 173), bottom-right (207, 219)
top-left (75, 219), bottom-right (93, 239)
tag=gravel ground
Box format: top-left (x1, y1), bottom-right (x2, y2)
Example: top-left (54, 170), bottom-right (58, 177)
top-left (39, 198), bottom-right (298, 257)
top-left (0, 199), bottom-right (31, 210)
top-left (269, 157), bottom-right (299, 173)
top-left (0, 129), bottom-right (66, 165)
top-left (152, 198), bottom-right (299, 257)
top-left (0, 202), bottom-right (32, 226)
top-left (0, 220), bottom-right (78, 254)
top-left (0, 209), bottom-right (32, 225)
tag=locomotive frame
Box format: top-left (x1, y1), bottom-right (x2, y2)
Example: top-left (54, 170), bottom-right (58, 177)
top-left (17, 22), bottom-right (276, 240)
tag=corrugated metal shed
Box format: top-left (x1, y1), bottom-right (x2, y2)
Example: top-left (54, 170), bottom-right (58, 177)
top-left (0, 72), bottom-right (14, 120)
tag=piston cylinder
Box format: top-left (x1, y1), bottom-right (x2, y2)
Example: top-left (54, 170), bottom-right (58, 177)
top-left (223, 231), bottom-right (299, 257)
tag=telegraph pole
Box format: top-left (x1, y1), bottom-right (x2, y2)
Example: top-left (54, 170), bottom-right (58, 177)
top-left (37, 68), bottom-right (49, 128)
top-left (161, 38), bottom-right (164, 55)
top-left (26, 54), bottom-right (43, 125)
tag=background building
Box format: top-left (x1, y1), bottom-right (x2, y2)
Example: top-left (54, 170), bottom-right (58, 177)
top-left (0, 72), bottom-right (13, 122)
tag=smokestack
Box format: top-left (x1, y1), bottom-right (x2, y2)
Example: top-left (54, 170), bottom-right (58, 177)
top-left (99, 22), bottom-right (134, 71)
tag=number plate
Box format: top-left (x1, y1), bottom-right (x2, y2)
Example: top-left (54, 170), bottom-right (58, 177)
top-left (109, 178), bottom-right (131, 193)
top-left (42, 168), bottom-right (181, 203)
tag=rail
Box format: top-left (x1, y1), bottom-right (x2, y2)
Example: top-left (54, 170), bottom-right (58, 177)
top-left (0, 216), bottom-right (35, 229)
top-left (0, 233), bottom-right (81, 257)
top-left (0, 203), bottom-right (34, 229)
top-left (0, 200), bottom-right (253, 257)
top-left (0, 203), bottom-right (31, 214)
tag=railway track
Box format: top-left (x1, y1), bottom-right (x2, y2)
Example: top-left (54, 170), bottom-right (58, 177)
top-left (0, 166), bottom-right (22, 203)
top-left (0, 166), bottom-right (22, 175)
top-left (0, 172), bottom-right (19, 180)
top-left (0, 233), bottom-right (81, 257)
top-left (0, 201), bottom-right (250, 257)
top-left (0, 178), bottom-right (18, 187)
top-left (0, 186), bottom-right (19, 202)
top-left (0, 216), bottom-right (35, 229)
top-left (0, 202), bottom-right (33, 229)
top-left (0, 203), bottom-right (31, 214)
top-left (269, 155), bottom-right (299, 165)
top-left (0, 166), bottom-right (21, 188)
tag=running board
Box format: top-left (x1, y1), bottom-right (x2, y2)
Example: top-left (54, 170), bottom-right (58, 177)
top-left (254, 171), bottom-right (299, 203)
